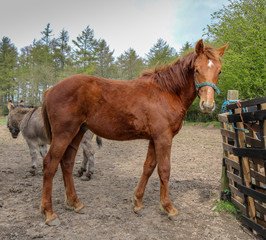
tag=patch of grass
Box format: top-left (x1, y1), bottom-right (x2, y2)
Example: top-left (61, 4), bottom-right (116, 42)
top-left (214, 200), bottom-right (241, 217)
top-left (0, 118), bottom-right (7, 125)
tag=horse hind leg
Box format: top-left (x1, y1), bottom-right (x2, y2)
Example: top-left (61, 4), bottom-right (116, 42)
top-left (61, 131), bottom-right (85, 213)
top-left (133, 140), bottom-right (157, 214)
top-left (41, 138), bottom-right (69, 226)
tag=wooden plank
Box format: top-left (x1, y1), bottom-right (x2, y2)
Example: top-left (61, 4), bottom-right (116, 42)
top-left (237, 183), bottom-right (266, 203)
top-left (226, 96), bottom-right (266, 110)
top-left (251, 158), bottom-right (265, 166)
top-left (222, 143), bottom-right (234, 153)
top-left (241, 215), bottom-right (266, 237)
top-left (231, 197), bottom-right (246, 213)
top-left (255, 202), bottom-right (266, 216)
top-left (233, 148), bottom-right (266, 159)
top-left (250, 169), bottom-right (266, 184)
top-left (227, 110), bottom-right (266, 123)
top-left (220, 128), bottom-right (236, 140)
top-left (235, 108), bottom-right (257, 223)
top-left (225, 157), bottom-right (240, 170)
top-left (229, 184), bottom-right (244, 199)
top-left (246, 135), bottom-right (262, 148)
top-left (227, 171), bottom-right (242, 185)
top-left (218, 113), bottom-right (229, 123)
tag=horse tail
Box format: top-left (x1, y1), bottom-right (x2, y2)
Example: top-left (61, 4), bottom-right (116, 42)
top-left (96, 136), bottom-right (102, 149)
top-left (42, 91), bottom-right (52, 143)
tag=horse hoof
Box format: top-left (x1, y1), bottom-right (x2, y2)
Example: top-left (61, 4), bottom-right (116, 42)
top-left (74, 204), bottom-right (85, 214)
top-left (133, 206), bottom-right (145, 215)
top-left (75, 207), bottom-right (85, 214)
top-left (159, 204), bottom-right (179, 220)
top-left (45, 217), bottom-right (60, 226)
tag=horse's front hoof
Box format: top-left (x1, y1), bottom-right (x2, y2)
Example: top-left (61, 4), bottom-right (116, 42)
top-left (45, 216), bottom-right (60, 226)
top-left (132, 194), bottom-right (144, 214)
top-left (168, 209), bottom-right (179, 220)
top-left (74, 203), bottom-right (85, 214)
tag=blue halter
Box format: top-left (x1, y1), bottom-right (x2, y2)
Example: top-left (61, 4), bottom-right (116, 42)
top-left (194, 78), bottom-right (220, 95)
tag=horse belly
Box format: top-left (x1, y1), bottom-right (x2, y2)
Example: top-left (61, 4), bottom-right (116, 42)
top-left (86, 112), bottom-right (150, 141)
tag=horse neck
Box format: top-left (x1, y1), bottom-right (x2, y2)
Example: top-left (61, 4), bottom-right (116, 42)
top-left (178, 71), bottom-right (197, 110)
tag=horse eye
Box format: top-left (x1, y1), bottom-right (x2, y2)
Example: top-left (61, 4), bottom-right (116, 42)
top-left (195, 69), bottom-right (199, 74)
top-left (219, 70), bottom-right (222, 75)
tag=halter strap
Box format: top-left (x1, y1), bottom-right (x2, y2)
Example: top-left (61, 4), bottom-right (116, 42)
top-left (194, 78), bottom-right (220, 95)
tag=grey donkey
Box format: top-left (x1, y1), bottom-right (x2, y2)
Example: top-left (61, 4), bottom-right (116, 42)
top-left (7, 105), bottom-right (102, 180)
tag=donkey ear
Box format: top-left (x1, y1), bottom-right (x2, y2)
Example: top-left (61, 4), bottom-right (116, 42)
top-left (217, 42), bottom-right (229, 57)
top-left (195, 39), bottom-right (205, 55)
top-left (7, 102), bottom-right (14, 112)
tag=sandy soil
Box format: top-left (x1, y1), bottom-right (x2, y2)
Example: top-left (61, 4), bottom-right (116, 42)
top-left (0, 122), bottom-right (261, 240)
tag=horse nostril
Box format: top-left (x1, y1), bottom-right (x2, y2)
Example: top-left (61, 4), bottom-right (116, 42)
top-left (201, 101), bottom-right (205, 110)
top-left (212, 102), bottom-right (216, 112)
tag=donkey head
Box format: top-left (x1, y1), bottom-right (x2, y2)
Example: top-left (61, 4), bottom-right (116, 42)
top-left (7, 106), bottom-right (21, 138)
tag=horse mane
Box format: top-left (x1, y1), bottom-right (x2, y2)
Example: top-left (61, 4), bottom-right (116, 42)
top-left (142, 46), bottom-right (220, 95)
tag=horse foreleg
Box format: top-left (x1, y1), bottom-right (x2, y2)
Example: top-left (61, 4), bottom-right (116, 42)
top-left (133, 140), bottom-right (157, 213)
top-left (155, 136), bottom-right (179, 219)
top-left (61, 131), bottom-right (85, 213)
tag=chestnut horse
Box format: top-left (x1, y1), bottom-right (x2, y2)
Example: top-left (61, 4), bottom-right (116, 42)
top-left (41, 40), bottom-right (228, 225)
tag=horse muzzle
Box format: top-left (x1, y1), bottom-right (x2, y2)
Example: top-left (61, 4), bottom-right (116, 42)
top-left (199, 100), bottom-right (216, 114)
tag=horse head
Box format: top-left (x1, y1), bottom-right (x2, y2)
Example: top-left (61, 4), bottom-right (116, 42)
top-left (194, 40), bottom-right (229, 113)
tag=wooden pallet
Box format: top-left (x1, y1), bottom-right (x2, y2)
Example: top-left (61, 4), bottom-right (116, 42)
top-left (218, 96), bottom-right (266, 238)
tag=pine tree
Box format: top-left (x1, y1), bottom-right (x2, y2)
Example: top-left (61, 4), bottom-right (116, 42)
top-left (146, 38), bottom-right (177, 68)
top-left (116, 48), bottom-right (145, 80)
top-left (0, 37), bottom-right (18, 112)
top-left (72, 25), bottom-right (97, 73)
top-left (94, 39), bottom-right (115, 78)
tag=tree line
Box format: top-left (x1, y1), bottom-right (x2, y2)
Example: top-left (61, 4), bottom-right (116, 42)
top-left (0, 0), bottom-right (265, 119)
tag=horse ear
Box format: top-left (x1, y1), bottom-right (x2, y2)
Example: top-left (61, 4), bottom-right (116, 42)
top-left (195, 39), bottom-right (205, 55)
top-left (217, 42), bottom-right (229, 57)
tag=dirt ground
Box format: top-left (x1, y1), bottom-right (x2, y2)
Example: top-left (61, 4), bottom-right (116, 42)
top-left (0, 122), bottom-right (261, 240)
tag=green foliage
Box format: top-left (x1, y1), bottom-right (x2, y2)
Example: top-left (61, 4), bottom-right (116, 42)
top-left (0, 36), bottom-right (18, 108)
top-left (116, 48), bottom-right (146, 80)
top-left (1, 0), bottom-right (264, 119)
top-left (214, 200), bottom-right (240, 217)
top-left (204, 0), bottom-right (265, 100)
top-left (146, 38), bottom-right (178, 68)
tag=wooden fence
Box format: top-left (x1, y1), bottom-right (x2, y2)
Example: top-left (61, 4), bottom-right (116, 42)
top-left (218, 96), bottom-right (266, 238)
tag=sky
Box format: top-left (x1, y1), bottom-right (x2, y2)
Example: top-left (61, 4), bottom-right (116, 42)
top-left (0, 0), bottom-right (229, 57)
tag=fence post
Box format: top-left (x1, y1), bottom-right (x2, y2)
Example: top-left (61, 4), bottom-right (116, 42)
top-left (220, 90), bottom-right (239, 200)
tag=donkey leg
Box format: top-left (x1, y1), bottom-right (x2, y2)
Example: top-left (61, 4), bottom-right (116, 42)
top-left (81, 141), bottom-right (95, 181)
top-left (61, 131), bottom-right (85, 213)
top-left (133, 140), bottom-right (157, 213)
top-left (155, 136), bottom-right (179, 219)
top-left (39, 144), bottom-right (48, 159)
top-left (26, 140), bottom-right (39, 175)
top-left (77, 151), bottom-right (88, 177)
